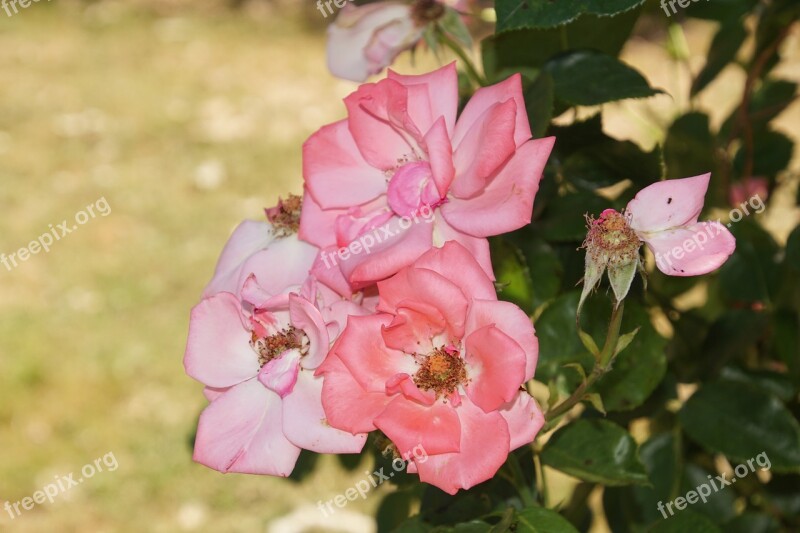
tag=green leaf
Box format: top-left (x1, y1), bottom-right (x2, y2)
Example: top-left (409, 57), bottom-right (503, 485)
top-left (515, 506), bottom-right (579, 533)
top-left (719, 366), bottom-right (796, 402)
top-left (650, 510), bottom-right (722, 533)
top-left (679, 381), bottom-right (800, 472)
top-left (377, 491), bottom-right (415, 533)
top-left (452, 520), bottom-right (493, 532)
top-left (495, 0), bottom-right (645, 32)
top-left (535, 292), bottom-right (597, 385)
top-left (680, 463), bottom-right (736, 523)
top-left (733, 128), bottom-right (794, 178)
top-left (507, 234), bottom-right (562, 307)
top-left (538, 192), bottom-right (609, 242)
top-left (490, 237), bottom-right (534, 313)
top-left (691, 18), bottom-right (747, 96)
top-left (578, 330), bottom-right (601, 358)
top-left (719, 220), bottom-right (781, 305)
top-left (583, 392), bottom-right (606, 415)
top-left (483, 9), bottom-right (642, 79)
top-left (541, 419), bottom-right (649, 486)
top-left (594, 301), bottom-right (667, 412)
top-left (544, 51), bottom-right (663, 106)
top-left (525, 72), bottom-right (554, 139)
top-left (614, 327), bottom-right (639, 356)
top-left (786, 225), bottom-right (800, 272)
top-left (683, 0), bottom-right (758, 21)
top-left (438, 7), bottom-right (472, 49)
top-left (663, 112), bottom-right (716, 180)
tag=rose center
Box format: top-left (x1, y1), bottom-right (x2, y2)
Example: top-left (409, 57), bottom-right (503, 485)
top-left (386, 162), bottom-right (441, 217)
top-left (250, 325), bottom-right (308, 367)
top-left (413, 347), bottom-right (467, 396)
top-left (584, 209), bottom-right (641, 266)
top-left (265, 194), bottom-right (302, 237)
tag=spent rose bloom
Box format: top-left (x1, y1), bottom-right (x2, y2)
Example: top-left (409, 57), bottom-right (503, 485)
top-left (204, 195), bottom-right (316, 298)
top-left (186, 256), bottom-right (370, 475)
top-left (581, 173), bottom-right (736, 309)
top-left (327, 1), bottom-right (431, 83)
top-left (300, 62), bottom-right (554, 292)
top-left (316, 242), bottom-right (544, 494)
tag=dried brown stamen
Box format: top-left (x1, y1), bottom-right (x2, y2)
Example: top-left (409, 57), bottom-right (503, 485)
top-left (266, 194), bottom-right (302, 237)
top-left (413, 346), bottom-right (467, 397)
top-left (250, 325), bottom-right (307, 367)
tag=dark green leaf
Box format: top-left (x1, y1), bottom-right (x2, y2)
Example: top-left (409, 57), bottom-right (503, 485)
top-left (719, 220), bottom-right (781, 304)
top-left (679, 381), bottom-right (800, 472)
top-left (484, 9), bottom-right (641, 81)
top-left (515, 506), bottom-right (580, 533)
top-left (541, 419), bottom-right (649, 486)
top-left (733, 129), bottom-right (793, 179)
top-left (594, 301), bottom-right (667, 412)
top-left (723, 512), bottom-right (781, 533)
top-left (525, 72), bottom-right (554, 139)
top-left (496, 0), bottom-right (645, 32)
top-left (719, 366), bottom-right (795, 402)
top-left (538, 192), bottom-right (610, 242)
top-left (506, 234), bottom-right (563, 307)
top-left (544, 51), bottom-right (663, 106)
top-left (683, 0), bottom-right (757, 21)
top-left (691, 19), bottom-right (747, 96)
top-left (490, 237), bottom-right (534, 313)
top-left (680, 464), bottom-right (736, 523)
top-left (377, 491), bottom-right (415, 533)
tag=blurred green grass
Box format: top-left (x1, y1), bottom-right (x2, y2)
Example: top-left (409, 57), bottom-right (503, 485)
top-left (0, 2), bottom-right (386, 531)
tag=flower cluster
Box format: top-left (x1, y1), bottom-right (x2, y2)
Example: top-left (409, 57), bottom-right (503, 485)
top-left (184, 63), bottom-right (553, 493)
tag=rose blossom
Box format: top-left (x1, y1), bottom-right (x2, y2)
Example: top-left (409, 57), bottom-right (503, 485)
top-left (316, 242), bottom-right (544, 494)
top-left (581, 173), bottom-right (736, 310)
top-left (300, 62), bottom-right (554, 292)
top-left (185, 267), bottom-right (369, 475)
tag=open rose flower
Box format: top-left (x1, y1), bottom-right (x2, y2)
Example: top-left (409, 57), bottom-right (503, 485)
top-left (581, 173), bottom-right (736, 309)
top-left (185, 269), bottom-right (369, 475)
top-left (316, 242), bottom-right (544, 494)
top-left (300, 62), bottom-right (555, 292)
top-left (204, 194), bottom-right (317, 298)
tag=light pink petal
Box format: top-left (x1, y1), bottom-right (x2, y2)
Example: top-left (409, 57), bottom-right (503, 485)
top-left (193, 379), bottom-right (301, 476)
top-left (326, 3), bottom-right (417, 83)
top-left (184, 293), bottom-right (259, 388)
top-left (627, 173), bottom-right (711, 233)
top-left (464, 325), bottom-right (527, 412)
top-left (450, 99), bottom-right (518, 199)
top-left (258, 350), bottom-right (301, 398)
top-left (298, 188), bottom-right (341, 249)
top-left (452, 73), bottom-right (531, 149)
top-left (203, 386), bottom-right (229, 402)
top-left (377, 266), bottom-right (469, 338)
top-left (344, 78), bottom-right (421, 170)
top-left (303, 120), bottom-right (388, 209)
top-left (288, 294), bottom-right (330, 369)
top-left (342, 215), bottom-right (435, 288)
top-left (334, 314), bottom-right (416, 392)
top-left (318, 354), bottom-right (393, 434)
top-left (385, 373), bottom-right (437, 406)
top-left (466, 299), bottom-right (538, 381)
top-left (433, 218), bottom-right (494, 280)
top-left (412, 241), bottom-right (497, 300)
top-left (238, 235), bottom-right (318, 297)
top-left (442, 137), bottom-right (554, 237)
top-left (386, 162), bottom-right (441, 216)
top-left (381, 301), bottom-right (447, 354)
top-left (374, 396), bottom-right (461, 457)
top-left (423, 117), bottom-right (456, 196)
top-left (311, 247), bottom-right (356, 297)
top-left (203, 220), bottom-right (274, 297)
top-left (282, 371), bottom-right (367, 453)
top-left (499, 392), bottom-right (544, 450)
top-left (388, 63), bottom-right (459, 135)
top-left (412, 396), bottom-right (510, 494)
top-left (643, 221), bottom-right (736, 276)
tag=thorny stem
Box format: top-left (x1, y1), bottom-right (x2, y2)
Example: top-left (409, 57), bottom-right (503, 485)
top-left (544, 301), bottom-right (625, 428)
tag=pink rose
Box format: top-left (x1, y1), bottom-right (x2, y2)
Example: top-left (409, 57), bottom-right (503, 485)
top-left (204, 195), bottom-right (316, 298)
top-left (185, 270), bottom-right (369, 475)
top-left (316, 242), bottom-right (544, 494)
top-left (729, 176), bottom-right (768, 208)
top-left (327, 2), bottom-right (426, 83)
top-left (300, 63), bottom-right (555, 292)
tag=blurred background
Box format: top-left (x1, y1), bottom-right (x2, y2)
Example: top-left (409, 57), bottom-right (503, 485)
top-left (0, 0), bottom-right (797, 531)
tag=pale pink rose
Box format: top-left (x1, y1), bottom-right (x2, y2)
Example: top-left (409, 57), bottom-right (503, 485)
top-left (204, 196), bottom-right (315, 298)
top-left (627, 173), bottom-right (736, 276)
top-left (316, 242), bottom-right (544, 494)
top-left (185, 272), bottom-right (369, 476)
top-left (327, 2), bottom-right (425, 83)
top-left (300, 63), bottom-right (555, 292)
